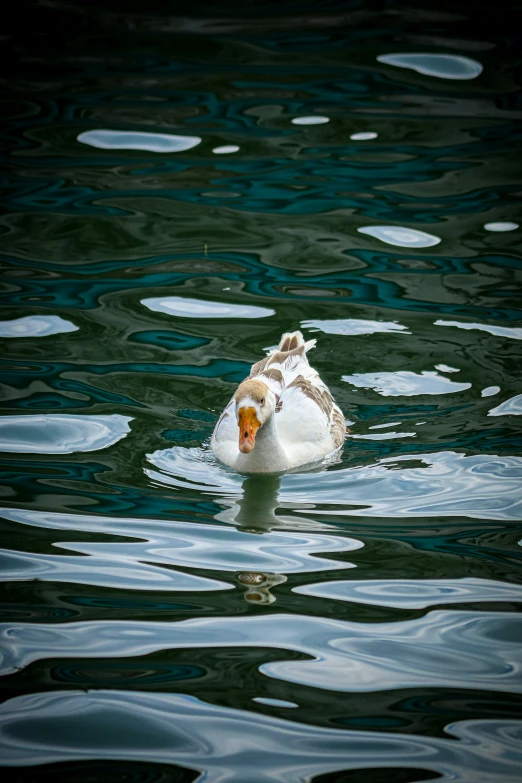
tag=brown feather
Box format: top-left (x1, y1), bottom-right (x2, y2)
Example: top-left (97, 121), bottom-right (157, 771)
top-left (249, 346), bottom-right (305, 379)
top-left (279, 334), bottom-right (299, 352)
top-left (234, 378), bottom-right (269, 404)
top-left (330, 408), bottom-right (347, 448)
top-left (287, 375), bottom-right (333, 418)
top-left (261, 367), bottom-right (284, 385)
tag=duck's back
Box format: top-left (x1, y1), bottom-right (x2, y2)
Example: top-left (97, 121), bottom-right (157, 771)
top-left (249, 331), bottom-right (346, 459)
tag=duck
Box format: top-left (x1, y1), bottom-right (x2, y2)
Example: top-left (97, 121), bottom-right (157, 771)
top-left (210, 330), bottom-right (346, 473)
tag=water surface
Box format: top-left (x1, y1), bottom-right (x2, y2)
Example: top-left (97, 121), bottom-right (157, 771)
top-left (1, 1), bottom-right (522, 782)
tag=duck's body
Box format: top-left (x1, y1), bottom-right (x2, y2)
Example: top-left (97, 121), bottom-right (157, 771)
top-left (211, 331), bottom-right (346, 474)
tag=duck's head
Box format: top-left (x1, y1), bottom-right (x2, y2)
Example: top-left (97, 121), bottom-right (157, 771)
top-left (234, 379), bottom-right (275, 454)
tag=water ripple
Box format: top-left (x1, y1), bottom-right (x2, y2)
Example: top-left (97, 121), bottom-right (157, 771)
top-left (1, 610), bottom-right (521, 693)
top-left (0, 315), bottom-right (78, 338)
top-left (435, 320), bottom-right (522, 340)
top-left (303, 318), bottom-right (409, 335)
top-left (488, 395), bottom-right (522, 417)
top-left (252, 697), bottom-right (298, 708)
top-left (1, 691), bottom-right (521, 782)
top-left (435, 364), bottom-right (459, 373)
top-left (0, 547), bottom-right (228, 593)
top-left (146, 448), bottom-right (522, 521)
top-left (484, 222), bottom-right (519, 232)
top-left (357, 226), bottom-right (441, 248)
top-left (295, 578), bottom-right (522, 609)
top-left (0, 414), bottom-right (133, 454)
top-left (291, 116), bottom-right (329, 125)
top-left (482, 386), bottom-right (501, 398)
top-left (351, 431), bottom-right (416, 440)
top-left (77, 130), bottom-right (202, 153)
top-left (377, 53), bottom-right (483, 80)
top-left (350, 132), bottom-right (378, 140)
top-left (343, 371), bottom-right (471, 396)
top-left (213, 145), bottom-right (240, 154)
top-left (285, 453), bottom-right (522, 521)
top-left (141, 295), bottom-right (274, 319)
top-left (0, 506), bottom-right (362, 576)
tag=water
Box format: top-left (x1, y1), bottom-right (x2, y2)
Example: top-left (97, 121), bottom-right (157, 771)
top-left (1, 1), bottom-right (522, 781)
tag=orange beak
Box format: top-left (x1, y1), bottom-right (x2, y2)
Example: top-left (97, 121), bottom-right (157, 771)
top-left (238, 407), bottom-right (261, 453)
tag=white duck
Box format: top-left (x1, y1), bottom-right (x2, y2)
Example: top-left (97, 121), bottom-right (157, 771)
top-left (211, 331), bottom-right (346, 473)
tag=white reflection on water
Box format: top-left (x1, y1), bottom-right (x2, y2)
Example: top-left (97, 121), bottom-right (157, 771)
top-left (484, 222), bottom-right (519, 232)
top-left (284, 451), bottom-right (522, 521)
top-left (435, 363), bottom-right (459, 373)
top-left (291, 116), bottom-right (329, 125)
top-left (1, 611), bottom-right (521, 694)
top-left (142, 295), bottom-right (274, 318)
top-left (435, 319), bottom-right (522, 340)
top-left (147, 447), bottom-right (522, 522)
top-left (1, 692), bottom-right (520, 783)
top-left (252, 697), bottom-right (297, 708)
top-left (77, 129), bottom-right (202, 152)
top-left (482, 386), bottom-right (500, 398)
top-left (295, 577), bottom-right (522, 609)
top-left (0, 546), bottom-right (227, 592)
top-left (368, 421), bottom-right (402, 429)
top-left (262, 612), bottom-right (522, 694)
top-left (350, 431), bottom-right (416, 440)
top-left (303, 318), bottom-right (409, 335)
top-left (0, 505), bottom-right (362, 577)
top-left (343, 370), bottom-right (471, 396)
top-left (212, 145), bottom-right (239, 154)
top-left (0, 315), bottom-right (78, 338)
top-left (377, 53), bottom-right (483, 80)
top-left (357, 225), bottom-right (441, 247)
top-left (0, 414), bottom-right (133, 454)
top-left (488, 394), bottom-right (522, 417)
top-left (147, 446), bottom-right (243, 495)
top-left (350, 131), bottom-right (378, 140)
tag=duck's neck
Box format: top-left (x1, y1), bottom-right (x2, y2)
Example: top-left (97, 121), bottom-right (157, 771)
top-left (236, 412), bottom-right (288, 473)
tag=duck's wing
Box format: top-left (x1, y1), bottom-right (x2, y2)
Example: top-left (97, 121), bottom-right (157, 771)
top-left (276, 372), bottom-right (346, 452)
top-left (249, 331), bottom-right (345, 450)
top-left (210, 396), bottom-right (236, 451)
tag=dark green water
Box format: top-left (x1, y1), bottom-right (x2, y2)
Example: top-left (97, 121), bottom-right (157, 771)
top-left (1, 1), bottom-right (522, 781)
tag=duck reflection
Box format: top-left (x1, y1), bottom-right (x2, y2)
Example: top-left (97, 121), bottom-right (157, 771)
top-left (215, 472), bottom-right (320, 535)
top-left (215, 475), bottom-right (282, 533)
top-left (217, 475), bottom-right (292, 603)
top-left (237, 571), bottom-right (287, 604)
top-left (215, 475), bottom-right (323, 605)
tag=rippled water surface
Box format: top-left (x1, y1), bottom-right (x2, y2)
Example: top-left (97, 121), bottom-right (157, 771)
top-left (1, 1), bottom-right (522, 781)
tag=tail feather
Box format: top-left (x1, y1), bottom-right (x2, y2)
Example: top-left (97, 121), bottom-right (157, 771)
top-left (278, 331), bottom-right (316, 353)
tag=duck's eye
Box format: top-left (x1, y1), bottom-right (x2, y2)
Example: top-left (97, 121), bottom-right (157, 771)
top-left (260, 397), bottom-right (265, 405)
